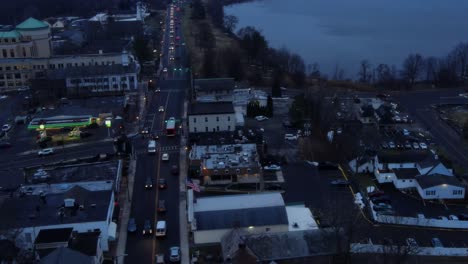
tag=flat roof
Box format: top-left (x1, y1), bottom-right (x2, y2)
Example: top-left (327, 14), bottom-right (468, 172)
top-left (190, 144), bottom-right (259, 169)
top-left (0, 186), bottom-right (112, 229)
top-left (46, 63), bottom-right (137, 79)
top-left (285, 206), bottom-right (319, 231)
top-left (194, 193), bottom-right (284, 212)
top-left (194, 78), bottom-right (235, 91)
top-left (189, 102), bottom-right (234, 115)
top-left (378, 150), bottom-right (433, 164)
top-left (35, 228), bottom-right (73, 244)
top-left (393, 168), bottom-right (420, 180)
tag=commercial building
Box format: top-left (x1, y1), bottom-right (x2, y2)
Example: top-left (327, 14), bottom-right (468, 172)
top-left (188, 102), bottom-right (236, 133)
top-left (193, 78), bottom-right (235, 102)
top-left (189, 144), bottom-right (261, 186)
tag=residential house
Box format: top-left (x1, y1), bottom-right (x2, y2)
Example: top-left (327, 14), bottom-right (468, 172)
top-left (188, 102), bottom-right (237, 133)
top-left (416, 174), bottom-right (465, 200)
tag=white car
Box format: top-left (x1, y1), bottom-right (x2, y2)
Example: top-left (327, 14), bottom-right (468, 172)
top-left (162, 153), bottom-right (169, 161)
top-left (264, 164), bottom-right (281, 171)
top-left (448, 215), bottom-right (459, 220)
top-left (38, 148), bottom-right (54, 156)
top-left (255, 116), bottom-right (268, 121)
top-left (419, 142), bottom-right (428, 149)
top-left (284, 134), bottom-right (297, 140)
top-left (159, 106), bottom-right (165, 112)
top-left (412, 142), bottom-right (420, 149)
top-left (169, 247), bottom-right (181, 262)
top-left (1, 124), bottom-right (11, 132)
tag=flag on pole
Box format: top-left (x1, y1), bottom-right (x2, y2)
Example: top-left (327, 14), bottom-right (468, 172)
top-left (186, 178), bottom-right (201, 192)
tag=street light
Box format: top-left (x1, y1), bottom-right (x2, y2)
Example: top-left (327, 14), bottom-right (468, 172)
top-left (105, 119), bottom-right (112, 137)
top-left (39, 124), bottom-right (45, 130)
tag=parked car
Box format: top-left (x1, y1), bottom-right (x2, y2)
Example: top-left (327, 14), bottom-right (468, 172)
top-left (448, 215), bottom-right (459, 220)
top-left (255, 115), bottom-right (268, 121)
top-left (381, 142), bottom-right (389, 149)
top-left (437, 216), bottom-right (448, 221)
top-left (1, 124), bottom-right (11, 132)
top-left (159, 178), bottom-right (167, 189)
top-left (156, 254), bottom-right (165, 264)
top-left (264, 164), bottom-right (281, 171)
top-left (143, 219), bottom-right (152, 235)
top-left (431, 238), bottom-right (443, 248)
top-left (371, 196), bottom-right (391, 204)
top-left (388, 141), bottom-right (396, 149)
top-left (412, 142), bottom-right (420, 149)
top-left (374, 203), bottom-right (392, 210)
top-left (169, 247), bottom-right (181, 262)
top-left (38, 148), bottom-right (54, 156)
top-left (406, 238), bottom-right (418, 248)
top-left (145, 177), bottom-right (153, 189)
top-left (368, 190), bottom-right (385, 198)
top-left (404, 141), bottom-right (412, 149)
top-left (127, 218), bottom-right (137, 233)
top-left (284, 134), bottom-right (297, 140)
top-left (330, 179), bottom-right (350, 186)
top-left (158, 200), bottom-right (166, 213)
top-left (378, 209), bottom-right (395, 215)
top-left (159, 106), bottom-right (165, 112)
top-left (162, 153), bottom-right (169, 161)
top-left (419, 142), bottom-right (428, 149)
top-left (403, 129), bottom-right (410, 136)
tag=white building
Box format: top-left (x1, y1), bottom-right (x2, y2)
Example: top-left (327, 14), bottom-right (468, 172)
top-left (188, 192), bottom-right (317, 245)
top-left (188, 102), bottom-right (236, 133)
top-left (416, 174), bottom-right (465, 200)
top-left (193, 78), bottom-right (235, 102)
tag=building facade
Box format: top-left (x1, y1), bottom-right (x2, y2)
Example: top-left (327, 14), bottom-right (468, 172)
top-left (188, 102), bottom-right (236, 133)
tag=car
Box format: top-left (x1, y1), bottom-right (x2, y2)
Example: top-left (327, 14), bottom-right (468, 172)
top-left (448, 215), bottom-right (459, 220)
top-left (381, 142), bottom-right (388, 149)
top-left (141, 127), bottom-right (150, 134)
top-left (388, 141), bottom-right (396, 149)
top-left (264, 164), bottom-right (281, 171)
top-left (403, 129), bottom-right (410, 136)
top-left (284, 134), bottom-right (298, 140)
top-left (419, 142), bottom-right (428, 149)
top-left (406, 238), bottom-right (418, 248)
top-left (158, 200), bottom-right (166, 212)
top-left (374, 203), bottom-right (392, 210)
top-left (336, 128), bottom-right (343, 135)
top-left (156, 87), bottom-right (161, 92)
top-left (143, 219), bottom-right (152, 235)
top-left (1, 124), bottom-right (11, 132)
top-left (127, 218), bottom-right (137, 233)
top-left (431, 237), bottom-right (444, 248)
top-left (169, 247), bottom-right (181, 262)
top-left (156, 254), bottom-right (165, 264)
top-left (38, 148), bottom-right (54, 156)
top-left (159, 178), bottom-right (167, 189)
top-left (145, 177), bottom-right (153, 189)
top-left (159, 106), bottom-right (165, 112)
top-left (378, 209), bottom-right (395, 215)
top-left (371, 196), bottom-right (391, 204)
top-left (412, 142), bottom-right (420, 149)
top-left (162, 153), bottom-right (169, 161)
top-left (368, 190), bottom-right (385, 198)
top-left (163, 67), bottom-right (168, 73)
top-left (404, 141), bottom-right (412, 149)
top-left (255, 115), bottom-right (268, 121)
top-left (437, 216), bottom-right (448, 221)
top-left (171, 165), bottom-right (179, 175)
top-left (330, 179), bottom-right (350, 186)
top-left (0, 142), bottom-right (12, 149)
top-left (169, 56), bottom-right (174, 61)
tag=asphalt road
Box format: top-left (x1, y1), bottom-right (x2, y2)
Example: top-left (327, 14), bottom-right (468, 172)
top-left (125, 3), bottom-right (188, 263)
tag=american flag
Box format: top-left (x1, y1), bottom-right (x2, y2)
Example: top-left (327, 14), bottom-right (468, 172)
top-left (186, 178), bottom-right (201, 192)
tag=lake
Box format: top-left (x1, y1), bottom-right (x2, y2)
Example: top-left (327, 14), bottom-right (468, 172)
top-left (225, 0), bottom-right (468, 78)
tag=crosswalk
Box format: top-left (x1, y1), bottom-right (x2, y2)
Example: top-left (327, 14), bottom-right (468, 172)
top-left (135, 145), bottom-right (180, 155)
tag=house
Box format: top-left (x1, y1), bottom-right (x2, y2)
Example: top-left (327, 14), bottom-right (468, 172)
top-left (348, 155), bottom-right (375, 173)
top-left (193, 78), bottom-right (235, 102)
top-left (188, 192), bottom-right (317, 245)
top-left (416, 174), bottom-right (465, 200)
top-left (188, 102), bottom-right (237, 133)
top-left (373, 150), bottom-right (434, 183)
top-left (189, 144), bottom-right (261, 186)
top-left (39, 247), bottom-right (94, 264)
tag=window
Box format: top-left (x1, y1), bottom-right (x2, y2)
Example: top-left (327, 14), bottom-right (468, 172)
top-left (205, 117), bottom-right (208, 122)
top-left (13, 66), bottom-right (18, 70)
top-left (22, 47), bottom-right (26, 57)
top-left (9, 49), bottom-right (14, 57)
top-left (129, 76), bottom-right (135, 83)
top-left (402, 180), bottom-right (406, 182)
top-left (2, 49), bottom-right (7, 58)
top-left (14, 73), bottom-right (20, 79)
top-left (236, 169), bottom-right (240, 174)
top-left (216, 116), bottom-right (219, 122)
top-left (225, 169), bottom-right (229, 174)
top-left (193, 117), bottom-right (197, 123)
top-left (121, 76), bottom-right (127, 81)
top-left (228, 116), bottom-right (231, 121)
top-left (66, 63), bottom-right (72, 67)
top-left (4, 39), bottom-right (8, 43)
top-left (425, 190), bottom-right (436, 196)
top-left (205, 127), bottom-right (208, 132)
top-left (11, 38), bottom-right (15, 43)
top-left (228, 125), bottom-right (231, 130)
top-left (58, 64), bottom-right (64, 69)
top-left (216, 126), bottom-right (219, 131)
top-left (5, 66), bottom-right (10, 71)
top-left (453, 190), bottom-right (463, 195)
top-left (247, 169), bottom-right (252, 174)
top-left (194, 127), bottom-right (197, 132)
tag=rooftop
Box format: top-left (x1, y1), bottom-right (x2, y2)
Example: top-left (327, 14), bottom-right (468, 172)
top-left (0, 186), bottom-right (113, 229)
top-left (16, 18), bottom-right (49, 31)
top-left (416, 174), bottom-right (464, 189)
top-left (189, 102), bottom-right (234, 115)
top-left (39, 247), bottom-right (92, 264)
top-left (45, 62), bottom-right (137, 79)
top-left (194, 193), bottom-right (285, 212)
top-left (377, 150), bottom-right (434, 164)
top-left (285, 206), bottom-right (319, 231)
top-left (194, 78), bottom-right (235, 92)
top-left (393, 168), bottom-right (420, 180)
top-left (190, 144), bottom-right (259, 170)
top-left (0, 30), bottom-right (20, 39)
top-left (69, 231), bottom-right (100, 256)
top-left (35, 228), bottom-right (73, 244)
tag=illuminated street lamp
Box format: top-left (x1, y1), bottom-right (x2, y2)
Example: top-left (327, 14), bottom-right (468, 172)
top-left (39, 124), bottom-right (45, 130)
top-left (105, 119), bottom-right (112, 137)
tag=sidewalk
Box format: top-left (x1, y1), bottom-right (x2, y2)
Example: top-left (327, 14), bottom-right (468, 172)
top-left (18, 138), bottom-right (114, 156)
top-left (179, 100), bottom-right (190, 264)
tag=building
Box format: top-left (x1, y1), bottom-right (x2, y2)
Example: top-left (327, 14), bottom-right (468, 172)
top-left (416, 174), bottom-right (465, 200)
top-left (188, 102), bottom-right (236, 133)
top-left (39, 247), bottom-right (95, 264)
top-left (0, 17), bottom-right (137, 92)
top-left (189, 144), bottom-right (261, 186)
top-left (193, 78), bottom-right (235, 102)
top-left (188, 192), bottom-right (317, 245)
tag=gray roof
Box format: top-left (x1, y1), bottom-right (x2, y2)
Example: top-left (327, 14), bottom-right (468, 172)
top-left (195, 206), bottom-right (288, 231)
top-left (378, 150), bottom-right (433, 164)
top-left (189, 102), bottom-right (234, 115)
top-left (40, 247), bottom-right (93, 264)
top-left (393, 168), bottom-right (419, 180)
top-left (46, 63), bottom-right (137, 79)
top-left (0, 186), bottom-right (112, 229)
top-left (194, 192), bottom-right (284, 212)
top-left (35, 228), bottom-right (73, 244)
top-left (194, 78), bottom-right (235, 91)
top-left (416, 174), bottom-right (464, 189)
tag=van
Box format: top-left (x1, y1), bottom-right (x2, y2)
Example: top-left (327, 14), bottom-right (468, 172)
top-left (155, 221), bottom-right (166, 237)
top-left (148, 140), bottom-right (156, 154)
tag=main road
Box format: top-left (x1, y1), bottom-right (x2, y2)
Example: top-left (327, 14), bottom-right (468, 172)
top-left (125, 2), bottom-right (189, 263)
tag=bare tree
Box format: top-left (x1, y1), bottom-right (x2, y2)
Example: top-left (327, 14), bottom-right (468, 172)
top-left (450, 42), bottom-right (468, 81)
top-left (424, 56), bottom-right (439, 83)
top-left (358, 60), bottom-right (372, 83)
top-left (401, 53), bottom-right (424, 88)
top-left (333, 64), bottom-right (345, 80)
top-left (223, 15), bottom-right (238, 33)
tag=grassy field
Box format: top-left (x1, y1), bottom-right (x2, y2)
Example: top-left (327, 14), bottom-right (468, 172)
top-left (447, 105), bottom-right (468, 127)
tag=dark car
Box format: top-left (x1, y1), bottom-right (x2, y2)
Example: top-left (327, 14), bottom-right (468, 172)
top-left (158, 200), bottom-right (166, 213)
top-left (143, 219), bottom-right (152, 235)
top-left (171, 165), bottom-right (179, 175)
top-left (371, 196), bottom-right (391, 204)
top-left (145, 177), bottom-right (153, 189)
top-left (368, 190), bottom-right (385, 198)
top-left (0, 142), bottom-right (12, 149)
top-left (127, 218), bottom-right (137, 233)
top-left (159, 178), bottom-right (167, 189)
top-left (330, 179), bottom-right (350, 186)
